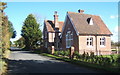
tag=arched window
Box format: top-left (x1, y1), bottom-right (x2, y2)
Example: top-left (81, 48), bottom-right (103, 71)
top-left (66, 31), bottom-right (73, 48)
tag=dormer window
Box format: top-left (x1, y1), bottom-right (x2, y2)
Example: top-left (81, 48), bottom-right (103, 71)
top-left (87, 17), bottom-right (93, 25)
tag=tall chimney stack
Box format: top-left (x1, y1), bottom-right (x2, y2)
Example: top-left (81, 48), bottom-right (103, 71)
top-left (78, 9), bottom-right (84, 13)
top-left (54, 11), bottom-right (59, 28)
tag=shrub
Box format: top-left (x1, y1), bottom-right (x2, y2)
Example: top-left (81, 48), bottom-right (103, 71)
top-left (64, 50), bottom-right (70, 57)
top-left (116, 56), bottom-right (120, 63)
top-left (85, 52), bottom-right (89, 62)
top-left (74, 51), bottom-right (80, 59)
top-left (54, 51), bottom-right (59, 56)
top-left (60, 51), bottom-right (65, 56)
top-left (81, 51), bottom-right (86, 61)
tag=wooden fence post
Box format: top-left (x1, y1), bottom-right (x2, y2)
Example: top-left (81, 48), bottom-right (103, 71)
top-left (117, 47), bottom-right (119, 54)
top-left (69, 46), bottom-right (74, 59)
top-left (51, 46), bottom-right (54, 54)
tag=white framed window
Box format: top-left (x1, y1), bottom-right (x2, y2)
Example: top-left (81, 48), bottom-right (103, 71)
top-left (66, 31), bottom-right (73, 48)
top-left (100, 37), bottom-right (105, 46)
top-left (48, 32), bottom-right (55, 42)
top-left (87, 37), bottom-right (93, 46)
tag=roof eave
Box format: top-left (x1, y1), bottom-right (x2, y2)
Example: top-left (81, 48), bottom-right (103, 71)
top-left (78, 33), bottom-right (112, 36)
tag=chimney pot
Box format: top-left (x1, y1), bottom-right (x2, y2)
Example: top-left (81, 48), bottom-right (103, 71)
top-left (78, 9), bottom-right (84, 13)
top-left (54, 11), bottom-right (57, 15)
top-left (54, 11), bottom-right (59, 28)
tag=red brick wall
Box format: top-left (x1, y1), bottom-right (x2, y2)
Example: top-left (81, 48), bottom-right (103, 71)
top-left (61, 15), bottom-right (79, 52)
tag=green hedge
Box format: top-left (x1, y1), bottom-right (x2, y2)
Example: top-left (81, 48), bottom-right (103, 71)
top-left (52, 50), bottom-right (119, 70)
top-left (41, 53), bottom-right (120, 73)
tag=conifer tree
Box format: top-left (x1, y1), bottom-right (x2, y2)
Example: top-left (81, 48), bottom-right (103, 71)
top-left (21, 14), bottom-right (42, 50)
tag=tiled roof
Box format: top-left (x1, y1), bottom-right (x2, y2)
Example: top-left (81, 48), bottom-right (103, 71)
top-left (67, 12), bottom-right (112, 35)
top-left (44, 20), bottom-right (64, 32)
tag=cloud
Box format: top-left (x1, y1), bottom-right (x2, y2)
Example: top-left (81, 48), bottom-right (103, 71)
top-left (110, 15), bottom-right (118, 19)
top-left (111, 26), bottom-right (120, 42)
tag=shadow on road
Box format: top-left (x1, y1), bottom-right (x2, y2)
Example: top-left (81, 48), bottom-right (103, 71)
top-left (7, 59), bottom-right (102, 75)
top-left (7, 59), bottom-right (90, 74)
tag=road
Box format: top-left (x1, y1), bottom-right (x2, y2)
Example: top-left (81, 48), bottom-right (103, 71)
top-left (7, 50), bottom-right (106, 74)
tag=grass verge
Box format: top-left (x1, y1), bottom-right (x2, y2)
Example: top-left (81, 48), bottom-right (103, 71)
top-left (41, 53), bottom-right (120, 73)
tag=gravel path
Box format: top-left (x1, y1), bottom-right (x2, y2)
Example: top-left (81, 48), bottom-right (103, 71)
top-left (7, 50), bottom-right (105, 74)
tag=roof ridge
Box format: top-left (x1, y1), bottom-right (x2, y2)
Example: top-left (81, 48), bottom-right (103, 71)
top-left (67, 11), bottom-right (99, 17)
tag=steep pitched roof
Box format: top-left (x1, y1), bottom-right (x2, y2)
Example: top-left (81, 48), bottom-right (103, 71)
top-left (67, 12), bottom-right (112, 35)
top-left (44, 20), bottom-right (64, 32)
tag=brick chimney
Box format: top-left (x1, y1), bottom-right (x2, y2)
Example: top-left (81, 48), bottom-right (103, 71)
top-left (53, 11), bottom-right (60, 51)
top-left (54, 11), bottom-right (59, 28)
top-left (78, 9), bottom-right (84, 13)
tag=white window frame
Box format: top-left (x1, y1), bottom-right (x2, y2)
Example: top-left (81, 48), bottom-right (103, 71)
top-left (48, 32), bottom-right (55, 42)
top-left (66, 31), bottom-right (73, 48)
top-left (87, 37), bottom-right (93, 47)
top-left (100, 37), bottom-right (106, 47)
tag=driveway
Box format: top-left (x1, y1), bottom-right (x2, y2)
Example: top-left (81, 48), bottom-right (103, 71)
top-left (7, 50), bottom-right (105, 74)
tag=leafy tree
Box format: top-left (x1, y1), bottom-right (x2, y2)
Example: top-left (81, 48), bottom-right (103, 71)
top-left (14, 37), bottom-right (25, 48)
top-left (111, 40), bottom-right (115, 46)
top-left (115, 42), bottom-right (120, 48)
top-left (8, 20), bottom-right (16, 38)
top-left (21, 14), bottom-right (42, 50)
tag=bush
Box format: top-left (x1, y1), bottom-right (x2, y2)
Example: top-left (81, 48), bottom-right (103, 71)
top-left (53, 49), bottom-right (119, 68)
top-left (116, 56), bottom-right (120, 63)
top-left (54, 51), bottom-right (59, 56)
top-left (64, 50), bottom-right (70, 57)
top-left (74, 51), bottom-right (80, 59)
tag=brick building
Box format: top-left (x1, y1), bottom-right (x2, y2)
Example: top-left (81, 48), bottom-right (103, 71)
top-left (43, 11), bottom-right (64, 50)
top-left (43, 10), bottom-right (112, 55)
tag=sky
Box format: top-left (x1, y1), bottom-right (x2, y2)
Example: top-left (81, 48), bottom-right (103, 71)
top-left (1, 0), bottom-right (119, 2)
top-left (2, 2), bottom-right (119, 42)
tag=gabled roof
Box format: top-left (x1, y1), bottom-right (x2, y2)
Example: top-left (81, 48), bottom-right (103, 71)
top-left (67, 12), bottom-right (112, 35)
top-left (44, 20), bottom-right (64, 32)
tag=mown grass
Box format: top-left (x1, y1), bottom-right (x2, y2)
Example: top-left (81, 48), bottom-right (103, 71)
top-left (41, 53), bottom-right (120, 73)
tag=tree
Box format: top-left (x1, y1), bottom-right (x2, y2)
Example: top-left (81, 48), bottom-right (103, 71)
top-left (115, 41), bottom-right (120, 49)
top-left (14, 37), bottom-right (25, 48)
top-left (8, 20), bottom-right (16, 38)
top-left (21, 14), bottom-right (42, 50)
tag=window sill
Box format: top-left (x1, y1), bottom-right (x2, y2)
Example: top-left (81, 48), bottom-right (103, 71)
top-left (100, 45), bottom-right (106, 47)
top-left (87, 46), bottom-right (93, 47)
top-left (66, 46), bottom-right (71, 48)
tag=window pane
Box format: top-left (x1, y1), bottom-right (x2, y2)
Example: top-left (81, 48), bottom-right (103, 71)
top-left (100, 37), bottom-right (105, 46)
